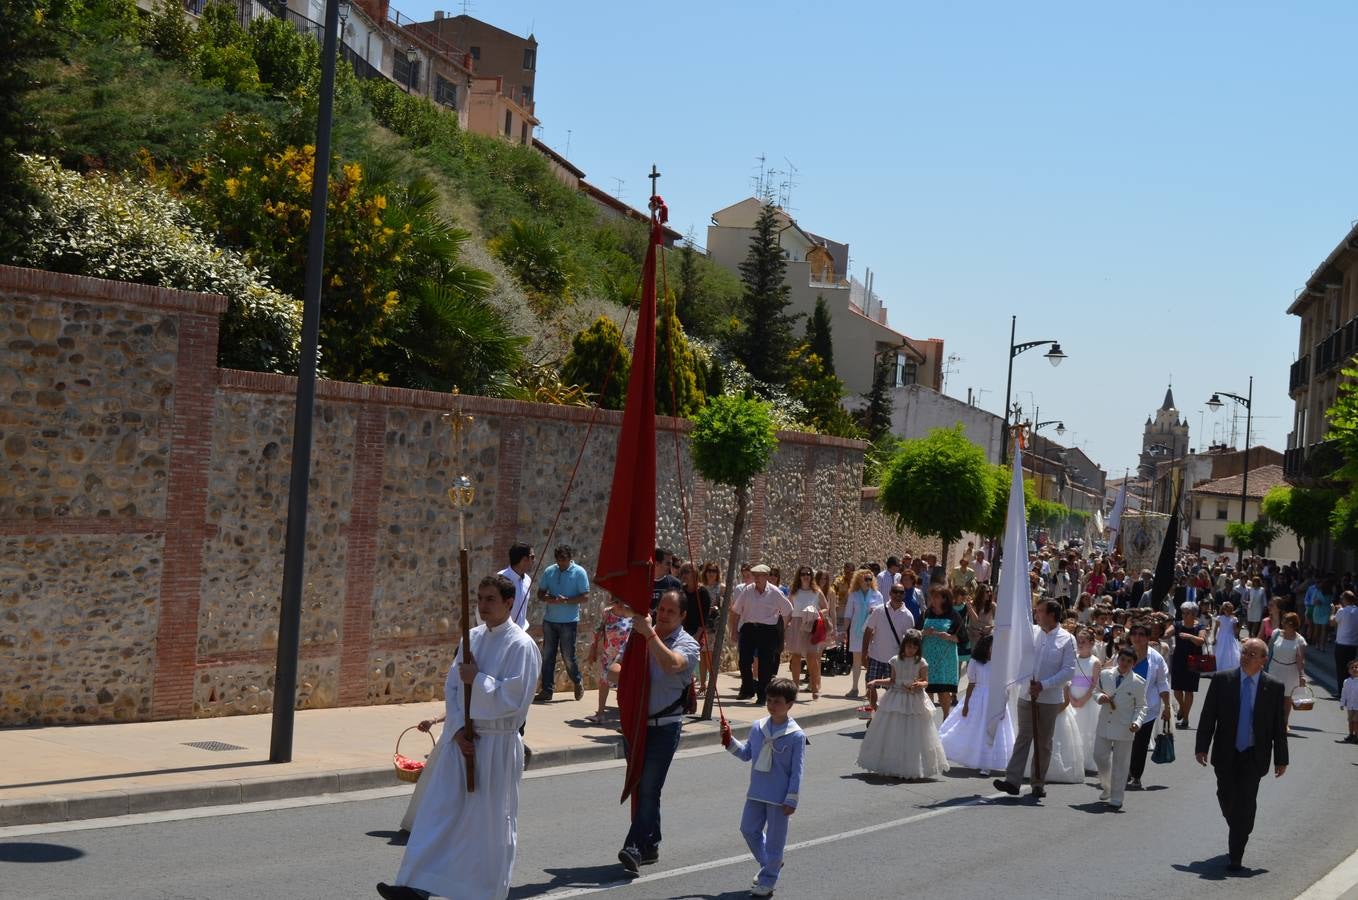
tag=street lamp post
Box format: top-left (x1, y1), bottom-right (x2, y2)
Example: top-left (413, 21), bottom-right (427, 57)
top-left (1000, 315), bottom-right (1066, 465)
top-left (405, 47), bottom-right (418, 94)
top-left (1206, 376), bottom-right (1254, 566)
top-left (270, 0), bottom-right (343, 765)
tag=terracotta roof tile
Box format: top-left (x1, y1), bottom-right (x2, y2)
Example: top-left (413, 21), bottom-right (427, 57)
top-left (1189, 464), bottom-right (1286, 500)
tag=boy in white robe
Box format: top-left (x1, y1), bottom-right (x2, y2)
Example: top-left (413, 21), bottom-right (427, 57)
top-left (378, 574), bottom-right (542, 900)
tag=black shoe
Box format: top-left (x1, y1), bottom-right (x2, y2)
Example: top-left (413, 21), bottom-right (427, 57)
top-left (992, 779), bottom-right (1020, 796)
top-left (376, 883), bottom-right (424, 900)
top-left (574, 682), bottom-right (585, 701)
top-left (1127, 778), bottom-right (1143, 791)
top-left (533, 692), bottom-right (553, 704)
top-left (736, 691), bottom-right (755, 700)
top-left (1029, 787), bottom-right (1046, 800)
top-left (524, 745), bottom-right (533, 769)
top-left (618, 845), bottom-right (642, 875)
top-left (640, 846), bottom-right (659, 865)
top-left (1226, 858), bottom-right (1245, 873)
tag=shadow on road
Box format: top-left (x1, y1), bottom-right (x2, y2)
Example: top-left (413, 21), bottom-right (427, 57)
top-left (0, 842), bottom-right (86, 863)
top-left (365, 830), bottom-right (408, 846)
top-left (1171, 855), bottom-right (1269, 880)
top-left (1068, 800), bottom-right (1115, 814)
top-left (509, 863), bottom-right (631, 898)
top-left (0, 758), bottom-right (274, 791)
top-left (667, 891), bottom-right (761, 899)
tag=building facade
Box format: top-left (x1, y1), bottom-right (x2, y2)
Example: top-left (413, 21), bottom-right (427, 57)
top-left (1285, 221), bottom-right (1358, 485)
top-left (1187, 465), bottom-right (1298, 564)
top-left (705, 197), bottom-right (942, 398)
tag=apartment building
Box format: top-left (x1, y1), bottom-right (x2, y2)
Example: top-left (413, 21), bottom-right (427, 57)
top-left (1285, 220), bottom-right (1358, 484)
top-left (705, 197), bottom-right (943, 398)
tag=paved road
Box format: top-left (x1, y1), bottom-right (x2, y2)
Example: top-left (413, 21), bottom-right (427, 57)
top-left (3, 691), bottom-right (1354, 900)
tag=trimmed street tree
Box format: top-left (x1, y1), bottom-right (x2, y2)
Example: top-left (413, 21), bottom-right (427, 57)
top-left (806, 295), bottom-right (836, 373)
top-left (1226, 518), bottom-right (1279, 557)
top-left (1261, 485), bottom-right (1337, 562)
top-left (730, 202), bottom-right (800, 385)
top-left (878, 425), bottom-right (994, 568)
top-left (690, 394), bottom-right (777, 719)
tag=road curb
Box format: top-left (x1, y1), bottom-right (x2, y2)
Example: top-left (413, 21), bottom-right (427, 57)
top-left (0, 705), bottom-right (862, 828)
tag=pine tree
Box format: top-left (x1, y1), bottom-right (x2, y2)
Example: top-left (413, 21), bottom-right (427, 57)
top-left (675, 238), bottom-right (702, 334)
top-left (656, 290), bottom-right (704, 417)
top-left (561, 317), bottom-right (630, 409)
top-left (730, 202), bottom-right (801, 385)
top-left (805, 296), bottom-right (835, 374)
top-left (859, 355), bottom-right (894, 442)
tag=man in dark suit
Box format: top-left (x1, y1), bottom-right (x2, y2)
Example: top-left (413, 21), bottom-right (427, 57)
top-left (1194, 637), bottom-right (1288, 872)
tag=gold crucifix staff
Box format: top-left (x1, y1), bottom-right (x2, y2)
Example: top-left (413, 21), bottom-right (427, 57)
top-left (444, 391), bottom-right (476, 793)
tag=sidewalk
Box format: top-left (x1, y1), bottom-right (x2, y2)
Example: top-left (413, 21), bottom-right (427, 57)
top-left (0, 671), bottom-right (863, 827)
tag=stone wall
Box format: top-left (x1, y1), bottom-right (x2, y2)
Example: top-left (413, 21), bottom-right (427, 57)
top-left (0, 265), bottom-right (938, 725)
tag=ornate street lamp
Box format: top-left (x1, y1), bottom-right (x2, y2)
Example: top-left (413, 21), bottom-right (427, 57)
top-left (1207, 376), bottom-right (1254, 565)
top-left (1001, 316), bottom-right (1066, 465)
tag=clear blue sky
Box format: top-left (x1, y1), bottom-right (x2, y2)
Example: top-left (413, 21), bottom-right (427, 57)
top-left (406, 0), bottom-right (1356, 476)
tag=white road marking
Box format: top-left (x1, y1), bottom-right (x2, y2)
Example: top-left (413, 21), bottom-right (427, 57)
top-left (0, 722), bottom-right (860, 838)
top-left (1296, 844), bottom-right (1358, 900)
top-left (543, 794), bottom-right (1000, 898)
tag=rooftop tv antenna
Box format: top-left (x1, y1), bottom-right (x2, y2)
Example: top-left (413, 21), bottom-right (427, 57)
top-left (779, 157), bottom-right (799, 211)
top-left (611, 176), bottom-right (625, 201)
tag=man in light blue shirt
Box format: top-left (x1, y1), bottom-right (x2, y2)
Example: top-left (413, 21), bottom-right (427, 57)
top-left (533, 545), bottom-right (591, 703)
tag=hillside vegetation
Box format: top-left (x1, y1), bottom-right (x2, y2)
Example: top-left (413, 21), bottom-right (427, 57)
top-left (5, 0), bottom-right (855, 431)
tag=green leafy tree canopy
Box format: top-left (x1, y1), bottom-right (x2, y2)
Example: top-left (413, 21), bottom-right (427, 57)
top-left (879, 425), bottom-right (993, 561)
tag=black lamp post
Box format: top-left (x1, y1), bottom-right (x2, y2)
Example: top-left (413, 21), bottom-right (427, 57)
top-left (1206, 375), bottom-right (1254, 566)
top-left (405, 47), bottom-right (418, 94)
top-left (270, 0), bottom-right (343, 764)
top-left (1000, 314), bottom-right (1065, 465)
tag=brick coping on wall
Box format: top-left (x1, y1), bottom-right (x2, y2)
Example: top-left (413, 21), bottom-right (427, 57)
top-left (0, 265), bottom-right (228, 317)
top-left (218, 368), bottom-right (869, 451)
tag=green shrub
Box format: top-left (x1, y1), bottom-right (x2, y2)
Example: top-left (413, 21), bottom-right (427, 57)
top-left (248, 14), bottom-right (318, 95)
top-left (359, 76), bottom-right (459, 147)
top-left (198, 42), bottom-right (261, 93)
top-left (16, 155), bottom-right (300, 373)
top-left (143, 0), bottom-right (197, 61)
top-left (561, 316), bottom-right (630, 409)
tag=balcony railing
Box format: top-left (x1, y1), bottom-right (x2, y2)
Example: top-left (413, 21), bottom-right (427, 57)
top-left (1290, 354), bottom-right (1311, 393)
top-left (1313, 314), bottom-right (1358, 378)
top-left (1283, 438), bottom-right (1343, 483)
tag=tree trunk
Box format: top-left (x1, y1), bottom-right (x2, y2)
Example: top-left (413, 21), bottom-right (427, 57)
top-left (940, 538), bottom-right (951, 576)
top-left (701, 483), bottom-right (748, 720)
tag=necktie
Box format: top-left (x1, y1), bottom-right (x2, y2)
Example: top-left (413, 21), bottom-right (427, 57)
top-left (1236, 676), bottom-right (1255, 752)
top-left (1115, 674), bottom-right (1123, 688)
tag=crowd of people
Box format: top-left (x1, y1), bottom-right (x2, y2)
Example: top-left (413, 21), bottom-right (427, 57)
top-left (376, 538), bottom-right (1355, 899)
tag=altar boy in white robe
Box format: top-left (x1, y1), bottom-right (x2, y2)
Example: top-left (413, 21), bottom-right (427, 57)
top-left (379, 574), bottom-right (542, 900)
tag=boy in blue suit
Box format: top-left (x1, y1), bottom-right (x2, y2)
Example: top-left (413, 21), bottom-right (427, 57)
top-left (721, 677), bottom-right (806, 898)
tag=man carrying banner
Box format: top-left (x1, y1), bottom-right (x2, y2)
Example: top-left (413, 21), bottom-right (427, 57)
top-left (617, 590), bottom-right (700, 874)
top-left (994, 598), bottom-right (1075, 799)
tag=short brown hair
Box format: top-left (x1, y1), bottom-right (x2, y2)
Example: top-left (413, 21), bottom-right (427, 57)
top-left (765, 677), bottom-right (797, 704)
top-left (1282, 611), bottom-right (1301, 629)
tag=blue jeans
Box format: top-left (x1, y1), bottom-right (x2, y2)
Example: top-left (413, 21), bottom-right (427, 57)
top-left (623, 722), bottom-right (682, 852)
top-left (540, 620), bottom-right (581, 696)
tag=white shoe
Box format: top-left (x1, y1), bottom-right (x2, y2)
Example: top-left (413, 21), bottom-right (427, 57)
top-left (979, 769), bottom-right (990, 777)
top-left (1099, 791), bottom-right (1111, 801)
top-left (751, 886), bottom-right (774, 898)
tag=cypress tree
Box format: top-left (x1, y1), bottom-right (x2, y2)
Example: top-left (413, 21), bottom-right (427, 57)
top-left (656, 290), bottom-right (704, 417)
top-left (730, 202), bottom-right (801, 385)
top-left (561, 317), bottom-right (631, 409)
top-left (805, 295), bottom-right (835, 375)
top-left (860, 354), bottom-right (894, 442)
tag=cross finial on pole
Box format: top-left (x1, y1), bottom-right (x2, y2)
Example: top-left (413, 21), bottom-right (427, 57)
top-left (648, 164), bottom-right (661, 199)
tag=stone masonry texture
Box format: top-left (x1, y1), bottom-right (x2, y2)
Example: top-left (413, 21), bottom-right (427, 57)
top-left (0, 265), bottom-right (939, 724)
